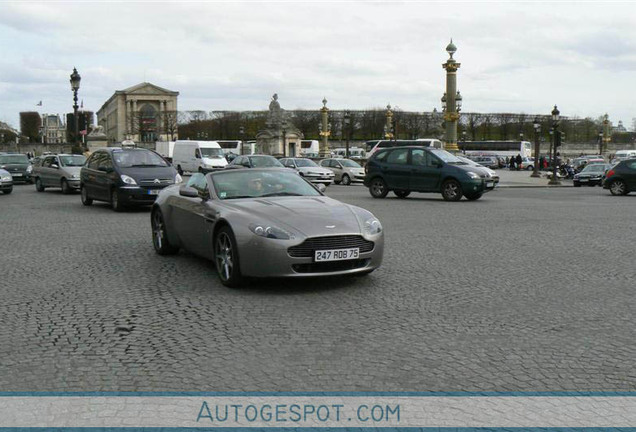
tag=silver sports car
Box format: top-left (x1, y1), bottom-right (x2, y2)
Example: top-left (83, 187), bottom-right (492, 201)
top-left (151, 168), bottom-right (384, 287)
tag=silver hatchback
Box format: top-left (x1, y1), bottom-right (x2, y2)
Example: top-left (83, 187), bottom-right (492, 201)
top-left (320, 158), bottom-right (366, 185)
top-left (33, 154), bottom-right (86, 194)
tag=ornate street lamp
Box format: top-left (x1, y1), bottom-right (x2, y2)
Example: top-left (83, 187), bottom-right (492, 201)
top-left (442, 39), bottom-right (461, 152)
top-left (69, 67), bottom-right (82, 151)
top-left (239, 125), bottom-right (245, 155)
top-left (548, 105), bottom-right (561, 185)
top-left (319, 98), bottom-right (330, 157)
top-left (281, 121), bottom-right (288, 157)
top-left (531, 116), bottom-right (541, 178)
top-left (343, 110), bottom-right (351, 158)
top-left (384, 104), bottom-right (394, 139)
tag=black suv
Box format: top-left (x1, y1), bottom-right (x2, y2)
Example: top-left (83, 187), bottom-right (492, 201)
top-left (80, 148), bottom-right (180, 211)
top-left (0, 153), bottom-right (32, 183)
top-left (603, 159), bottom-right (636, 195)
top-left (364, 146), bottom-right (495, 201)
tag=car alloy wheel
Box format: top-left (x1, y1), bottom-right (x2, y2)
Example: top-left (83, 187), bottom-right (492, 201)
top-left (3, 187), bottom-right (12, 195)
top-left (151, 210), bottom-right (179, 255)
top-left (342, 174), bottom-right (351, 186)
top-left (80, 186), bottom-right (92, 205)
top-left (35, 178), bottom-right (45, 192)
top-left (369, 178), bottom-right (388, 198)
top-left (610, 180), bottom-right (627, 196)
top-left (111, 189), bottom-right (123, 212)
top-left (441, 179), bottom-right (463, 201)
top-left (61, 179), bottom-right (70, 194)
top-left (215, 227), bottom-right (243, 287)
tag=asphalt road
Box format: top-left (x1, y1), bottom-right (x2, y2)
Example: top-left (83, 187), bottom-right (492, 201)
top-left (1, 182), bottom-right (635, 392)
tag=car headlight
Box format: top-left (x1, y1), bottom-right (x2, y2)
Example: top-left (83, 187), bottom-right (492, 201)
top-left (26, 165), bottom-right (33, 173)
top-left (249, 223), bottom-right (295, 240)
top-left (1, 175), bottom-right (11, 182)
top-left (364, 217), bottom-right (382, 235)
top-left (175, 173), bottom-right (183, 183)
top-left (71, 173), bottom-right (80, 179)
top-left (120, 174), bottom-right (137, 185)
top-left (467, 171), bottom-right (480, 179)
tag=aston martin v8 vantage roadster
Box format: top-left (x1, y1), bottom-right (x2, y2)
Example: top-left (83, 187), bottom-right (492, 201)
top-left (151, 168), bottom-right (384, 286)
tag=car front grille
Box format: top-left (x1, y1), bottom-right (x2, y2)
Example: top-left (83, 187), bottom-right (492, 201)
top-left (292, 259), bottom-right (370, 273)
top-left (288, 235), bottom-right (374, 258)
top-left (139, 178), bottom-right (173, 186)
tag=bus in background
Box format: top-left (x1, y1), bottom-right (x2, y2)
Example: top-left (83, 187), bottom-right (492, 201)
top-left (365, 138), bottom-right (443, 157)
top-left (216, 141), bottom-right (255, 158)
top-left (300, 140), bottom-right (320, 157)
top-left (332, 147), bottom-right (366, 160)
top-left (457, 140), bottom-right (533, 158)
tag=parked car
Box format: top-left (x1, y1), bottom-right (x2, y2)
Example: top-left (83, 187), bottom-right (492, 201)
top-left (226, 155), bottom-right (285, 169)
top-left (0, 153), bottom-right (32, 183)
top-left (603, 159), bottom-right (636, 196)
top-left (280, 157), bottom-right (335, 186)
top-left (573, 163), bottom-right (610, 187)
top-left (364, 146), bottom-right (496, 201)
top-left (80, 147), bottom-right (181, 212)
top-left (456, 156), bottom-right (499, 186)
top-left (320, 158), bottom-right (367, 185)
top-left (150, 169), bottom-right (384, 287)
top-left (0, 168), bottom-right (13, 194)
top-left (472, 156), bottom-right (499, 169)
top-left (33, 154), bottom-right (86, 194)
top-left (519, 157), bottom-right (535, 170)
top-left (172, 140), bottom-right (227, 174)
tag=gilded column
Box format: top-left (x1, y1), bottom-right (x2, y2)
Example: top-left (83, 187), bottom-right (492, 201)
top-left (385, 104), bottom-right (394, 139)
top-left (442, 39), bottom-right (461, 152)
top-left (319, 98), bottom-right (330, 157)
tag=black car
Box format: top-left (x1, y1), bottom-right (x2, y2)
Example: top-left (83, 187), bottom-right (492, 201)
top-left (80, 148), bottom-right (181, 211)
top-left (0, 153), bottom-right (32, 183)
top-left (573, 163), bottom-right (610, 187)
top-left (603, 159), bottom-right (636, 196)
top-left (225, 155), bottom-right (284, 169)
top-left (364, 146), bottom-right (495, 201)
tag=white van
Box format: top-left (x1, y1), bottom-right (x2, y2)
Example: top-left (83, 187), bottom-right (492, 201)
top-left (172, 140), bottom-right (227, 174)
top-left (614, 150), bottom-right (636, 161)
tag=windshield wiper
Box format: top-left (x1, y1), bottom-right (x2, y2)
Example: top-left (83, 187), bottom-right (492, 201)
top-left (223, 195), bottom-right (255, 200)
top-left (131, 164), bottom-right (165, 167)
top-left (260, 192), bottom-right (304, 197)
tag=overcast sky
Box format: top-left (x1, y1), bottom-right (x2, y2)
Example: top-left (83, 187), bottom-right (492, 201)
top-left (1, 1), bottom-right (635, 130)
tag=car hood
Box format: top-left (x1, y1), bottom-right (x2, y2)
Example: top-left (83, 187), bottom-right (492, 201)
top-left (223, 196), bottom-right (363, 237)
top-left (0, 163), bottom-right (30, 171)
top-left (203, 156), bottom-right (227, 166)
top-left (118, 166), bottom-right (177, 181)
top-left (61, 166), bottom-right (82, 176)
top-left (447, 164), bottom-right (486, 178)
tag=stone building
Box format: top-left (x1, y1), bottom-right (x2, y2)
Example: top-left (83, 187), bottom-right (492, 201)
top-left (96, 82), bottom-right (179, 144)
top-left (40, 114), bottom-right (66, 143)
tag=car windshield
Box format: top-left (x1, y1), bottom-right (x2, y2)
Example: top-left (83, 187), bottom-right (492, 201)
top-left (59, 155), bottom-right (86, 167)
top-left (582, 164), bottom-right (605, 173)
top-left (212, 169), bottom-right (321, 200)
top-left (430, 149), bottom-right (463, 164)
top-left (456, 156), bottom-right (476, 166)
top-left (0, 155), bottom-right (29, 164)
top-left (294, 159), bottom-right (318, 167)
top-left (201, 148), bottom-right (224, 158)
top-left (112, 149), bottom-right (168, 167)
top-left (250, 156), bottom-right (284, 168)
top-left (340, 159), bottom-right (362, 168)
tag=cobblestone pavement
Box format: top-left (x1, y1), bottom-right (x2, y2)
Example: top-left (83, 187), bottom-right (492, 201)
top-left (1, 182), bottom-right (635, 392)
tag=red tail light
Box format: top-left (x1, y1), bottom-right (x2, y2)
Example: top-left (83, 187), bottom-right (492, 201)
top-left (606, 169), bottom-right (615, 177)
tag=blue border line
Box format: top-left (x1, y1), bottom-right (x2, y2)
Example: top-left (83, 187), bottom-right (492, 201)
top-left (0, 391), bottom-right (635, 396)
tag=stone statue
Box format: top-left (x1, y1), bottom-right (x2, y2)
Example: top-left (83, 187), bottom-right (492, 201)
top-left (269, 93), bottom-right (280, 111)
top-left (88, 125), bottom-right (106, 137)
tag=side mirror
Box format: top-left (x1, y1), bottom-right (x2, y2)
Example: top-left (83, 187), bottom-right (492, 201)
top-left (98, 166), bottom-right (113, 173)
top-left (316, 183), bottom-right (327, 193)
top-left (179, 185), bottom-right (199, 198)
top-left (51, 164), bottom-right (59, 169)
top-left (242, 162), bottom-right (251, 168)
top-left (433, 160), bottom-right (443, 168)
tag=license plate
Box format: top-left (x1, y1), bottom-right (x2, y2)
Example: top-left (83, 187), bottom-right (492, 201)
top-left (486, 181), bottom-right (494, 187)
top-left (315, 248), bottom-right (360, 262)
top-left (12, 173), bottom-right (22, 177)
top-left (148, 189), bottom-right (161, 195)
top-left (580, 178), bottom-right (588, 182)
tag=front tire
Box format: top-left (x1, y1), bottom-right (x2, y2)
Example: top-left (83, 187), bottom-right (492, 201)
top-left (394, 190), bottom-right (411, 198)
top-left (151, 209), bottom-right (179, 255)
top-left (111, 189), bottom-right (123, 212)
top-left (341, 174), bottom-right (351, 186)
top-left (3, 188), bottom-right (12, 195)
top-left (35, 178), bottom-right (45, 192)
top-left (369, 177), bottom-right (388, 199)
top-left (61, 179), bottom-right (71, 194)
top-left (441, 179), bottom-right (463, 201)
top-left (609, 180), bottom-right (628, 196)
top-left (80, 186), bottom-right (93, 205)
top-left (215, 226), bottom-right (243, 287)
top-left (573, 182), bottom-right (581, 187)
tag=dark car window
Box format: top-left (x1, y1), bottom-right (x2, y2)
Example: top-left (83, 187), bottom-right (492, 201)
top-left (249, 156), bottom-right (284, 168)
top-left (112, 149), bottom-right (168, 168)
top-left (386, 149), bottom-right (409, 165)
top-left (626, 161), bottom-right (636, 170)
top-left (0, 154), bottom-right (29, 164)
top-left (374, 150), bottom-right (389, 162)
top-left (43, 156), bottom-right (56, 168)
top-left (100, 154), bottom-right (114, 170)
top-left (59, 155), bottom-right (86, 167)
top-left (87, 153), bottom-right (104, 170)
top-left (411, 149), bottom-right (427, 166)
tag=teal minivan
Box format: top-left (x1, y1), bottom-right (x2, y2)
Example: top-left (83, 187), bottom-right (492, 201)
top-left (364, 146), bottom-right (495, 201)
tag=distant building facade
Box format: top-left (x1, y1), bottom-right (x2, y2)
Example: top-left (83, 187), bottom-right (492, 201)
top-left (96, 82), bottom-right (179, 143)
top-left (40, 114), bottom-right (66, 143)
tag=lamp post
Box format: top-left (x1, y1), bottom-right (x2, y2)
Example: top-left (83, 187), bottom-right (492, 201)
top-left (442, 39), bottom-right (461, 152)
top-left (319, 98), bottom-right (330, 157)
top-left (281, 122), bottom-right (287, 157)
top-left (69, 68), bottom-right (81, 151)
top-left (531, 116), bottom-right (541, 178)
top-left (239, 125), bottom-right (245, 155)
top-left (601, 113), bottom-right (611, 156)
top-left (343, 110), bottom-right (351, 158)
top-left (548, 105), bottom-right (561, 186)
top-left (598, 132), bottom-right (604, 155)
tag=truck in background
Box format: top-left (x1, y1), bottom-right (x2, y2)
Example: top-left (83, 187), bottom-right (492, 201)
top-left (155, 141), bottom-right (176, 162)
